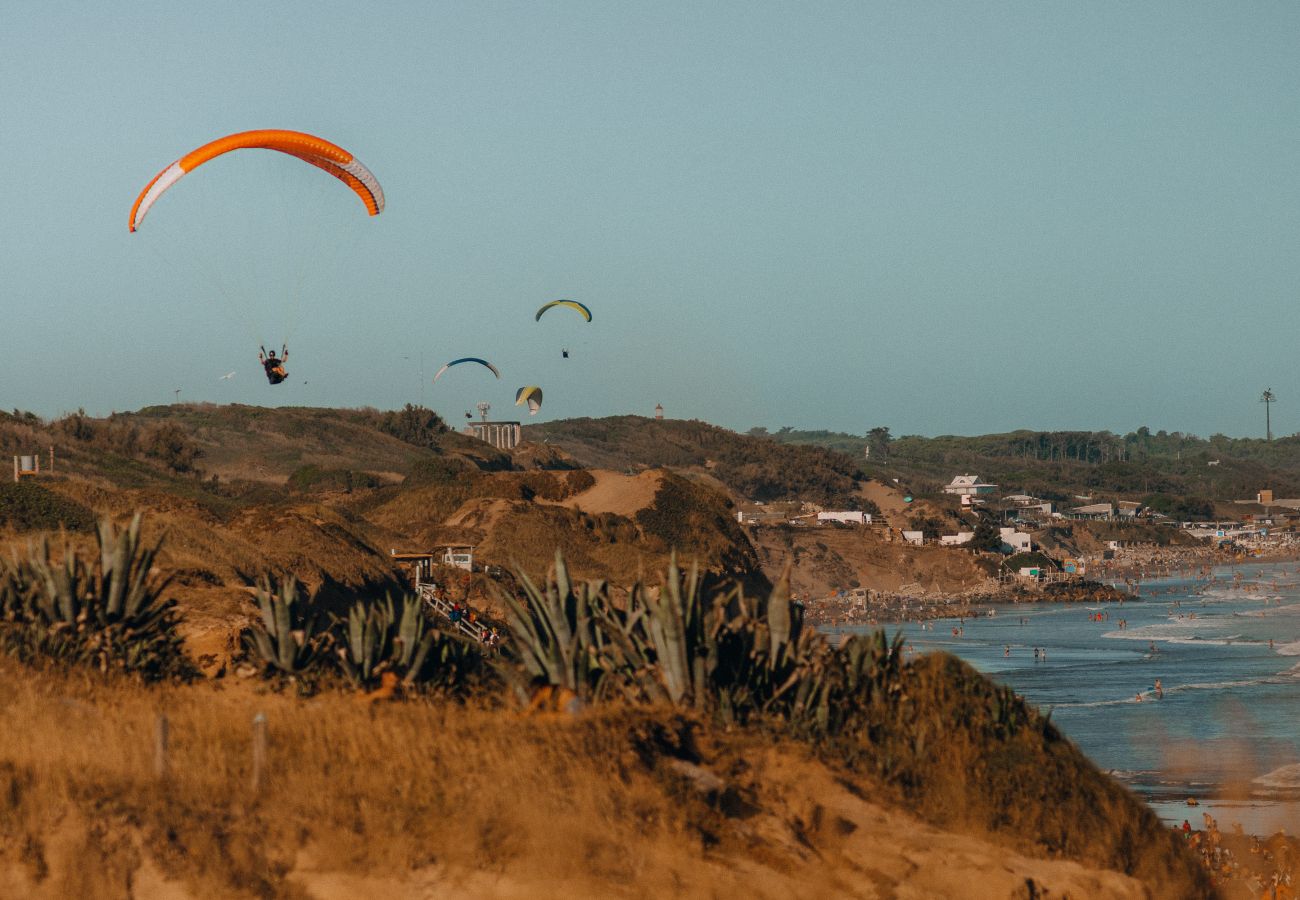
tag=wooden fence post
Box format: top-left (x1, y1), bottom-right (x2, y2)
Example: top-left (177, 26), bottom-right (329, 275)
top-left (251, 712), bottom-right (267, 792)
top-left (154, 713), bottom-right (169, 779)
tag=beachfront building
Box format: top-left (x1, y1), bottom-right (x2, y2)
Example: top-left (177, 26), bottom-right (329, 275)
top-left (942, 475), bottom-right (998, 497)
top-left (1067, 502), bottom-right (1114, 520)
top-left (1005, 494), bottom-right (1053, 514)
top-left (438, 545), bottom-right (475, 571)
top-left (939, 532), bottom-right (974, 546)
top-left (998, 528), bottom-right (1032, 553)
top-left (817, 511), bottom-right (871, 525)
top-left (1116, 501), bottom-right (1143, 519)
top-left (390, 550), bottom-right (437, 587)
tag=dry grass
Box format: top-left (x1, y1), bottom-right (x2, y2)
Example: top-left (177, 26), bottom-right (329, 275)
top-left (0, 652), bottom-right (1216, 900)
top-left (0, 662), bottom-right (743, 898)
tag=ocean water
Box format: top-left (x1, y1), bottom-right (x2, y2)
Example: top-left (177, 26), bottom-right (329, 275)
top-left (838, 561), bottom-right (1300, 835)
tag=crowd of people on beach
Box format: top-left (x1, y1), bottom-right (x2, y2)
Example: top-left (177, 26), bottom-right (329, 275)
top-left (1180, 812), bottom-right (1296, 896)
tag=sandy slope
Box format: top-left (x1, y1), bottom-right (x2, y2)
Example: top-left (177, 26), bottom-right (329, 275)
top-left (551, 469), bottom-right (664, 517)
top-left (8, 755), bottom-right (1154, 900)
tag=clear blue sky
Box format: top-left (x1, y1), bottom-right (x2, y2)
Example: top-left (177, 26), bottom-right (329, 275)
top-left (2, 2), bottom-right (1298, 438)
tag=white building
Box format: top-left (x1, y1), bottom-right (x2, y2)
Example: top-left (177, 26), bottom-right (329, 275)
top-left (940, 532), bottom-right (974, 546)
top-left (1005, 494), bottom-right (1053, 517)
top-left (902, 530), bottom-right (925, 546)
top-left (1068, 502), bottom-right (1114, 519)
top-left (439, 545), bottom-right (474, 571)
top-left (817, 511), bottom-right (871, 525)
top-left (999, 527), bottom-right (1032, 553)
top-left (463, 421), bottom-right (521, 451)
top-left (943, 475), bottom-right (998, 497)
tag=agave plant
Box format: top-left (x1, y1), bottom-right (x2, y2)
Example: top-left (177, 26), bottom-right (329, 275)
top-left (787, 629), bottom-right (907, 744)
top-left (495, 552), bottom-right (832, 721)
top-left (492, 552), bottom-right (614, 702)
top-left (334, 594), bottom-right (438, 688)
top-left (244, 577), bottom-right (325, 675)
top-left (0, 514), bottom-right (193, 681)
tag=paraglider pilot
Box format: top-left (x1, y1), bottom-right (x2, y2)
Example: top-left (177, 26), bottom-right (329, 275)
top-left (259, 344), bottom-right (289, 385)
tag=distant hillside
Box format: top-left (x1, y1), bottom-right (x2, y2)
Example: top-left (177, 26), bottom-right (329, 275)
top-left (759, 425), bottom-right (1300, 513)
top-left (0, 406), bottom-right (773, 639)
top-left (525, 416), bottom-right (875, 510)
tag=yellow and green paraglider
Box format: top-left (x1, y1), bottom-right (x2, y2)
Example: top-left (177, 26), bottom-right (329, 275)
top-left (515, 386), bottom-right (543, 415)
top-left (534, 300), bottom-right (592, 322)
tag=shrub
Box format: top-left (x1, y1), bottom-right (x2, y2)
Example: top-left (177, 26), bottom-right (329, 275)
top-left (968, 520), bottom-right (1003, 553)
top-left (288, 465), bottom-right (381, 494)
top-left (144, 422), bottom-right (204, 473)
top-left (405, 456), bottom-right (474, 486)
top-left (0, 515), bottom-right (194, 681)
top-left (0, 482), bottom-right (95, 533)
top-left (378, 404), bottom-right (447, 448)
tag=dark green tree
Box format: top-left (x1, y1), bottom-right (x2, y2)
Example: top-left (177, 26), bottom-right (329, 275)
top-left (969, 520), bottom-right (1003, 553)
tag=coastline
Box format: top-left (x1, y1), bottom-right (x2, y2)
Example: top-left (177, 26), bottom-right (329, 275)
top-left (805, 541), bottom-right (1300, 630)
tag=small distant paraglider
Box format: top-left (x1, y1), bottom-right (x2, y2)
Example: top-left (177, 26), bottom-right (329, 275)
top-left (433, 357), bottom-right (500, 382)
top-left (515, 386), bottom-right (543, 416)
top-left (536, 300), bottom-right (591, 359)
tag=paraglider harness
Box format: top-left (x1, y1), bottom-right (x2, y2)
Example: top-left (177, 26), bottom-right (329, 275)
top-left (259, 344), bottom-right (289, 385)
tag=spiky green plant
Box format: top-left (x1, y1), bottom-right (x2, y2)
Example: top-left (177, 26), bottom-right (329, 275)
top-left (334, 594), bottom-right (442, 688)
top-left (244, 577), bottom-right (325, 675)
top-left (495, 552), bottom-right (830, 721)
top-left (0, 514), bottom-right (194, 681)
top-left (492, 552), bottom-right (615, 702)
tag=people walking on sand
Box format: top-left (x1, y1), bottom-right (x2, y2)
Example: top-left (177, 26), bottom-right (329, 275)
top-left (1033, 647), bottom-right (1040, 660)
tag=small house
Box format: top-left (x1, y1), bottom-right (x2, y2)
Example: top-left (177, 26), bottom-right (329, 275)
top-left (943, 475), bottom-right (998, 497)
top-left (439, 545), bottom-right (475, 571)
top-left (1068, 502), bottom-right (1114, 520)
top-left (998, 528), bottom-right (1032, 553)
top-left (817, 511), bottom-right (871, 525)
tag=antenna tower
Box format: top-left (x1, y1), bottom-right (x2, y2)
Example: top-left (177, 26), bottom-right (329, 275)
top-left (1260, 388), bottom-right (1276, 441)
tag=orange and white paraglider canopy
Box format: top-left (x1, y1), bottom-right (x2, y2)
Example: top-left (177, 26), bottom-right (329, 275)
top-left (129, 129), bottom-right (384, 232)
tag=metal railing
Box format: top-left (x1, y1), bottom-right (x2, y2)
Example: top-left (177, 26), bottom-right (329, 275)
top-left (417, 584), bottom-right (489, 642)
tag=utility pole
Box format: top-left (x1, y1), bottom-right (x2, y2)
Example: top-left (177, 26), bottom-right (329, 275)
top-left (1261, 388), bottom-right (1276, 441)
top-left (173, 388), bottom-right (181, 405)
